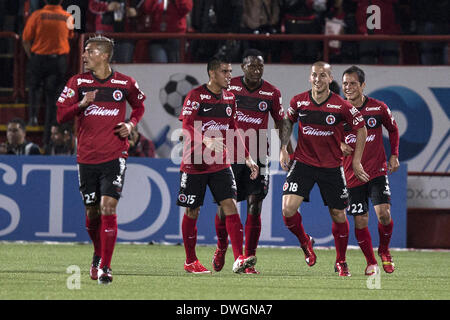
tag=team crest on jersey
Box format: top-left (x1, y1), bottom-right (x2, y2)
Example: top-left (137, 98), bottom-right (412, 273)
top-left (113, 90), bottom-right (123, 101)
top-left (326, 114), bottom-right (336, 125)
top-left (191, 101), bottom-right (200, 110)
top-left (283, 182), bottom-right (289, 191)
top-left (367, 117), bottom-right (377, 127)
top-left (258, 101), bottom-right (268, 112)
top-left (178, 194), bottom-right (187, 203)
top-left (226, 106), bottom-right (232, 117)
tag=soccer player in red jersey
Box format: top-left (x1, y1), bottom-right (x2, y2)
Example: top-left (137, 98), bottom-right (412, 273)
top-left (341, 66), bottom-right (399, 274)
top-left (212, 49), bottom-right (286, 274)
top-left (279, 61), bottom-right (369, 277)
top-left (56, 35), bottom-right (145, 284)
top-left (177, 55), bottom-right (259, 274)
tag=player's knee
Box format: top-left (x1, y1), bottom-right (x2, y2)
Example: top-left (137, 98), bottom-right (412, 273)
top-left (329, 208), bottom-right (346, 223)
top-left (185, 207), bottom-right (200, 219)
top-left (376, 205), bottom-right (391, 225)
top-left (354, 213), bottom-right (369, 229)
top-left (85, 206), bottom-right (100, 219)
top-left (282, 204), bottom-right (297, 218)
top-left (247, 200), bottom-right (262, 216)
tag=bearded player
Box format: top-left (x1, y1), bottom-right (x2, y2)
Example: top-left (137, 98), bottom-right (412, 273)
top-left (341, 66), bottom-right (399, 275)
top-left (56, 35), bottom-right (145, 284)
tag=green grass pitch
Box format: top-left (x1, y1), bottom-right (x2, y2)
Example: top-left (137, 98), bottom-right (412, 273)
top-left (0, 242), bottom-right (449, 300)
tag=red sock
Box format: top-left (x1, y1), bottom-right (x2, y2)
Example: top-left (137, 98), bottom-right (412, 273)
top-left (99, 214), bottom-right (117, 269)
top-left (86, 215), bottom-right (101, 257)
top-left (182, 214), bottom-right (198, 264)
top-left (215, 213), bottom-right (229, 250)
top-left (225, 214), bottom-right (244, 260)
top-left (283, 211), bottom-right (309, 246)
top-left (245, 214), bottom-right (261, 257)
top-left (378, 219), bottom-right (394, 254)
top-left (355, 227), bottom-right (377, 265)
top-left (332, 219), bottom-right (349, 263)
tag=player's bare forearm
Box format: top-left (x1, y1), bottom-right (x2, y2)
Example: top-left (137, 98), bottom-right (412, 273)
top-left (353, 126), bottom-right (367, 164)
top-left (274, 119), bottom-right (294, 154)
top-left (279, 117), bottom-right (293, 150)
top-left (352, 126), bottom-right (369, 182)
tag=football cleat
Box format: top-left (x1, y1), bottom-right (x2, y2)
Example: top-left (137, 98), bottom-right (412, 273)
top-left (90, 254), bottom-right (101, 280)
top-left (301, 234), bottom-right (317, 267)
top-left (232, 255), bottom-right (257, 274)
top-left (335, 261), bottom-right (351, 277)
top-left (97, 266), bottom-right (113, 285)
top-left (379, 251), bottom-right (395, 273)
top-left (364, 264), bottom-right (380, 276)
top-left (184, 260), bottom-right (212, 274)
top-left (244, 267), bottom-right (260, 274)
top-left (212, 247), bottom-right (227, 272)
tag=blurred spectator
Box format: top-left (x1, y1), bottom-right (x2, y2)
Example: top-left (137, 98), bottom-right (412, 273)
top-left (128, 124), bottom-right (156, 157)
top-left (240, 0), bottom-right (281, 62)
top-left (89, 0), bottom-right (140, 63)
top-left (190, 0), bottom-right (243, 62)
top-left (141, 0), bottom-right (193, 63)
top-left (44, 122), bottom-right (75, 155)
top-left (354, 0), bottom-right (401, 65)
top-left (280, 0), bottom-right (326, 63)
top-left (22, 0), bottom-right (74, 149)
top-left (3, 118), bottom-right (41, 155)
top-left (411, 0), bottom-right (449, 65)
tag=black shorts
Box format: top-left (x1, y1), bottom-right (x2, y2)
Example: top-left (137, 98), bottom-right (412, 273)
top-left (282, 161), bottom-right (349, 210)
top-left (176, 167), bottom-right (237, 208)
top-left (78, 158), bottom-right (127, 206)
top-left (232, 163), bottom-right (269, 202)
top-left (347, 175), bottom-right (391, 216)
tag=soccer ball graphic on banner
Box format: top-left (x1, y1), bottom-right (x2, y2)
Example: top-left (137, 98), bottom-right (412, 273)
top-left (159, 73), bottom-right (199, 117)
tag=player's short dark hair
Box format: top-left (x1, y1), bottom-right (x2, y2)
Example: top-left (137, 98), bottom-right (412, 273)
top-left (207, 54), bottom-right (231, 76)
top-left (242, 49), bottom-right (264, 62)
top-left (85, 35), bottom-right (115, 62)
top-left (329, 80), bottom-right (341, 95)
top-left (8, 118), bottom-right (26, 131)
top-left (46, 0), bottom-right (62, 4)
top-left (342, 66), bottom-right (365, 84)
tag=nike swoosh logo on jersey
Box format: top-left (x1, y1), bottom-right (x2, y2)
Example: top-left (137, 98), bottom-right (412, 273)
top-left (203, 108), bottom-right (213, 112)
top-left (299, 113), bottom-right (307, 117)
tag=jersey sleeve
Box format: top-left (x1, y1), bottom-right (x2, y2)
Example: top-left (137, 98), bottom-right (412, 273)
top-left (270, 87), bottom-right (285, 122)
top-left (287, 96), bottom-right (299, 123)
top-left (381, 102), bottom-right (399, 156)
top-left (179, 90), bottom-right (199, 122)
top-left (126, 78), bottom-right (146, 126)
top-left (56, 76), bottom-right (83, 123)
top-left (342, 101), bottom-right (365, 130)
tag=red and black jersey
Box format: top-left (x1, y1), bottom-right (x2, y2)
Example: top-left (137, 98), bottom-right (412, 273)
top-left (287, 90), bottom-right (365, 168)
top-left (56, 71), bottom-right (146, 164)
top-left (342, 96), bottom-right (399, 188)
top-left (228, 76), bottom-right (284, 162)
top-left (179, 84), bottom-right (247, 174)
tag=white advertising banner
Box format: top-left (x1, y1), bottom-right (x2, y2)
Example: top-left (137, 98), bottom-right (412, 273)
top-left (113, 64), bottom-right (450, 208)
